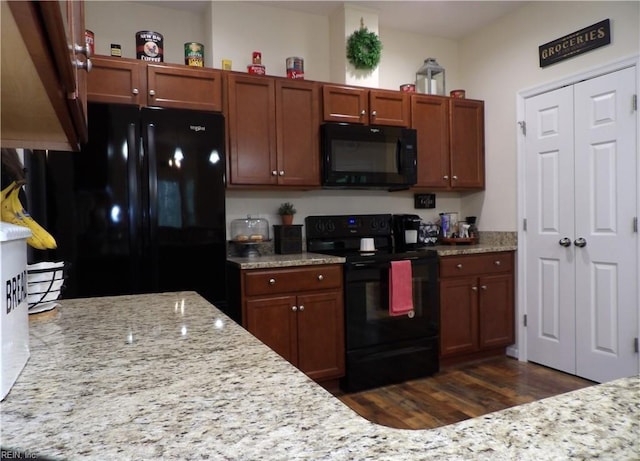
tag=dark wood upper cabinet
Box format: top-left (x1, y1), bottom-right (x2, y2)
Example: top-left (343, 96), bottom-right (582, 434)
top-left (323, 85), bottom-right (410, 127)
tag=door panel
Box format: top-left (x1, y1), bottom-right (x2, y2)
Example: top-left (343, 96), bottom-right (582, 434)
top-left (525, 85), bottom-right (576, 373)
top-left (573, 67), bottom-right (638, 383)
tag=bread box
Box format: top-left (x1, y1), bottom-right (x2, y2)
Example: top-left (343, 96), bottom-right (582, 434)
top-left (1, 222), bottom-right (32, 400)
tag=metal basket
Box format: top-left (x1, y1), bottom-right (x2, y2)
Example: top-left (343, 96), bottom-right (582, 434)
top-left (26, 261), bottom-right (68, 312)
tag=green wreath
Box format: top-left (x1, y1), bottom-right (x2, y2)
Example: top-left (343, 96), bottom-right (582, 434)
top-left (346, 25), bottom-right (382, 70)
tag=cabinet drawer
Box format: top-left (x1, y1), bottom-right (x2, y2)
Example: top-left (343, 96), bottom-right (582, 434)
top-left (244, 265), bottom-right (342, 296)
top-left (440, 252), bottom-right (513, 278)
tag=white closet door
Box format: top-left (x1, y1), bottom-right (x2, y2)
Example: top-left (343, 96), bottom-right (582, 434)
top-left (573, 66), bottom-right (638, 383)
top-left (525, 85), bottom-right (577, 374)
top-left (525, 66), bottom-right (638, 383)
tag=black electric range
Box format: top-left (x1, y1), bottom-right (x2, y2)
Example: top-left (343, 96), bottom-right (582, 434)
top-left (306, 214), bottom-right (440, 392)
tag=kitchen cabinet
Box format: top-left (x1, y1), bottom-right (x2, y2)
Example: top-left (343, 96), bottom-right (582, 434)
top-left (439, 251), bottom-right (514, 364)
top-left (238, 264), bottom-right (345, 382)
top-left (322, 85), bottom-right (410, 127)
top-left (411, 95), bottom-right (484, 190)
top-left (88, 55), bottom-right (222, 112)
top-left (1, 0), bottom-right (89, 152)
top-left (226, 73), bottom-right (321, 187)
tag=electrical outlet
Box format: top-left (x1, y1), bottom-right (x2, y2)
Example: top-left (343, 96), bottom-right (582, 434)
top-left (414, 193), bottom-right (436, 209)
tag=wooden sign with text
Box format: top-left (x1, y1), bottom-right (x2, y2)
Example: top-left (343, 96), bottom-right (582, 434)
top-left (539, 19), bottom-right (610, 68)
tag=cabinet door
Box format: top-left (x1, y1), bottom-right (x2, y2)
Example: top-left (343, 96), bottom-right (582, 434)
top-left (226, 74), bottom-right (277, 185)
top-left (439, 277), bottom-right (478, 357)
top-left (478, 274), bottom-right (514, 350)
top-left (411, 95), bottom-right (450, 188)
top-left (147, 64), bottom-right (222, 111)
top-left (88, 56), bottom-right (146, 105)
top-left (246, 295), bottom-right (298, 365)
top-left (369, 89), bottom-right (409, 126)
top-left (450, 98), bottom-right (485, 189)
top-left (276, 79), bottom-right (321, 186)
top-left (296, 291), bottom-right (345, 380)
top-left (322, 85), bottom-right (368, 124)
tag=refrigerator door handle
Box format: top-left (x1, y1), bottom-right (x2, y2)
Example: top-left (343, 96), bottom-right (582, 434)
top-left (145, 122), bottom-right (159, 286)
top-left (127, 122), bottom-right (139, 251)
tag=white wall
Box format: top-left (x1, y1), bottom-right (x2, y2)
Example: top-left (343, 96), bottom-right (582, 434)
top-left (85, 1), bottom-right (639, 234)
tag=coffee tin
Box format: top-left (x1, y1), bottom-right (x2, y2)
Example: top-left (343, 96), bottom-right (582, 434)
top-left (136, 30), bottom-right (163, 62)
top-left (185, 42), bottom-right (204, 67)
top-left (84, 30), bottom-right (94, 56)
top-left (286, 56), bottom-right (304, 79)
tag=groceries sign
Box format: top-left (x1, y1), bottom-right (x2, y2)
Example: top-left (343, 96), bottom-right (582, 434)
top-left (539, 19), bottom-right (610, 68)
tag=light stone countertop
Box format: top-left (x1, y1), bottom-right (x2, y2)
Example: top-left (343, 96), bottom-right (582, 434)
top-left (1, 291), bottom-right (638, 461)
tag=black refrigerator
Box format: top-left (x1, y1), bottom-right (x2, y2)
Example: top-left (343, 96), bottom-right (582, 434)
top-left (29, 103), bottom-right (227, 307)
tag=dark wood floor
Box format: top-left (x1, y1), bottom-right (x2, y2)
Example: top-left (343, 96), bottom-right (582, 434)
top-left (331, 356), bottom-right (596, 430)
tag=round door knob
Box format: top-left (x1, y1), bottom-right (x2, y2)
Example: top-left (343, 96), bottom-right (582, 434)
top-left (149, 90), bottom-right (156, 96)
top-left (133, 88), bottom-right (139, 95)
top-left (73, 58), bottom-right (92, 71)
top-left (292, 306), bottom-right (297, 311)
top-left (574, 238), bottom-right (587, 248)
top-left (268, 278), bottom-right (276, 285)
top-left (299, 305), bottom-right (304, 311)
top-left (317, 275), bottom-right (324, 281)
top-left (559, 237), bottom-right (572, 247)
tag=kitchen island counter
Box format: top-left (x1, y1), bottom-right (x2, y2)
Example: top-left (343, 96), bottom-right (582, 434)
top-left (1, 292), bottom-right (637, 460)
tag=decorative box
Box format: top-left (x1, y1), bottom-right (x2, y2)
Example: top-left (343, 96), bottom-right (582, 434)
top-left (273, 225), bottom-right (303, 254)
top-left (1, 222), bottom-right (32, 400)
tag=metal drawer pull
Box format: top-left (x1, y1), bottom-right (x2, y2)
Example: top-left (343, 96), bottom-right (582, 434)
top-left (269, 278), bottom-right (276, 285)
top-left (456, 264), bottom-right (463, 269)
top-left (318, 275), bottom-right (324, 281)
top-left (494, 260), bottom-right (501, 266)
top-left (299, 305), bottom-right (304, 311)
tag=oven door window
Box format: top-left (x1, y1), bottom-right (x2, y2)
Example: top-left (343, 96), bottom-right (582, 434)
top-left (344, 259), bottom-right (438, 350)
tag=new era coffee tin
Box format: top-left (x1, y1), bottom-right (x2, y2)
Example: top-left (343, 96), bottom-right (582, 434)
top-left (136, 31), bottom-right (163, 62)
top-left (185, 42), bottom-right (204, 67)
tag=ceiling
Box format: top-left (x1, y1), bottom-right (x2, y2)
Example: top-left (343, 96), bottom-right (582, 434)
top-left (152, 1), bottom-right (528, 39)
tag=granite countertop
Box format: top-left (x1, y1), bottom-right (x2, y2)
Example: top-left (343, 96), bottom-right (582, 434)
top-left (1, 292), bottom-right (637, 460)
top-left (227, 251), bottom-right (345, 269)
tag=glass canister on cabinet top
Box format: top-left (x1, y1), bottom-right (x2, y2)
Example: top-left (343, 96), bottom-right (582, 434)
top-left (230, 215), bottom-right (270, 243)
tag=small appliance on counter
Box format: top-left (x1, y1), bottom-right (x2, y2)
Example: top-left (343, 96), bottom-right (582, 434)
top-left (392, 214), bottom-right (424, 252)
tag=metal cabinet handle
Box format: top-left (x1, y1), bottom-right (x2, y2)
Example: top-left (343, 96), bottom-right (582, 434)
top-left (494, 260), bottom-right (501, 266)
top-left (318, 274), bottom-right (324, 281)
top-left (481, 285), bottom-right (487, 290)
top-left (268, 278), bottom-right (276, 285)
top-left (456, 264), bottom-right (463, 269)
top-left (272, 171), bottom-right (278, 176)
top-left (360, 109), bottom-right (367, 116)
top-left (452, 175), bottom-right (458, 180)
top-left (292, 305), bottom-right (297, 311)
top-left (149, 90), bottom-right (156, 97)
top-left (299, 305), bottom-right (304, 311)
top-left (574, 238), bottom-right (587, 248)
top-left (371, 110), bottom-right (377, 117)
top-left (471, 286), bottom-right (478, 291)
top-left (559, 237), bottom-right (572, 247)
top-left (443, 175), bottom-right (449, 180)
top-left (279, 171), bottom-right (285, 176)
top-left (132, 88), bottom-right (139, 95)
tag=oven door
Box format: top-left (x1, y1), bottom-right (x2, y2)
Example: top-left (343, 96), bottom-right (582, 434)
top-left (343, 254), bottom-right (439, 351)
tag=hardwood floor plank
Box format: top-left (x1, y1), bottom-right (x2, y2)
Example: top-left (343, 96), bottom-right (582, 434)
top-left (334, 357), bottom-right (596, 430)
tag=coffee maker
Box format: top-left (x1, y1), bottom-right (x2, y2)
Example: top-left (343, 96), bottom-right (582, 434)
top-left (393, 214), bottom-right (423, 252)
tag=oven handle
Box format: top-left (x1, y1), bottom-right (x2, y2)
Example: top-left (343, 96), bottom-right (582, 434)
top-left (349, 255), bottom-right (422, 268)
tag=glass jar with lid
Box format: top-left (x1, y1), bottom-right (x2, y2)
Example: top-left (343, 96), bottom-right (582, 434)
top-left (230, 215), bottom-right (269, 242)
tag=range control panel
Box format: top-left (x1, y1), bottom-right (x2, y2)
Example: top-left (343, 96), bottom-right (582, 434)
top-left (305, 214), bottom-right (392, 239)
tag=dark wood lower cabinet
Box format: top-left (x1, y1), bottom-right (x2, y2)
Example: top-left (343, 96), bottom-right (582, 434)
top-left (233, 264), bottom-right (345, 382)
top-left (439, 252), bottom-right (515, 365)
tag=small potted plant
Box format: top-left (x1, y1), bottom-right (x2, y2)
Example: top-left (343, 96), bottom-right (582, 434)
top-left (278, 202), bottom-right (296, 225)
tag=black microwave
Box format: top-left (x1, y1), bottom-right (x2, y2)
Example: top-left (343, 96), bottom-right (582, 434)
top-left (321, 123), bottom-right (417, 189)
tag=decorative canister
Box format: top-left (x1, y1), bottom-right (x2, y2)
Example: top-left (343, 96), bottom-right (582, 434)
top-left (184, 42), bottom-right (204, 67)
top-left (400, 83), bottom-right (415, 92)
top-left (84, 30), bottom-right (94, 56)
top-left (286, 57), bottom-right (304, 79)
top-left (136, 30), bottom-right (163, 62)
top-left (450, 89), bottom-right (466, 98)
top-left (248, 51), bottom-right (265, 75)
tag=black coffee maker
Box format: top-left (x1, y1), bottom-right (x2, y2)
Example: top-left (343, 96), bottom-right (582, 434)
top-left (393, 214), bottom-right (423, 252)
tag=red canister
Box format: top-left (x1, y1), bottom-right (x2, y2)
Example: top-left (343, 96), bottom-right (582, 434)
top-left (450, 89), bottom-right (466, 98)
top-left (84, 30), bottom-right (94, 56)
top-left (400, 84), bottom-right (415, 92)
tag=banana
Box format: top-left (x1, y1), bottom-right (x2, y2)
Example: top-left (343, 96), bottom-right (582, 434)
top-left (1, 181), bottom-right (57, 250)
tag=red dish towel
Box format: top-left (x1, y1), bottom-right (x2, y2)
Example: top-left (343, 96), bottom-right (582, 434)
top-left (389, 260), bottom-right (414, 316)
